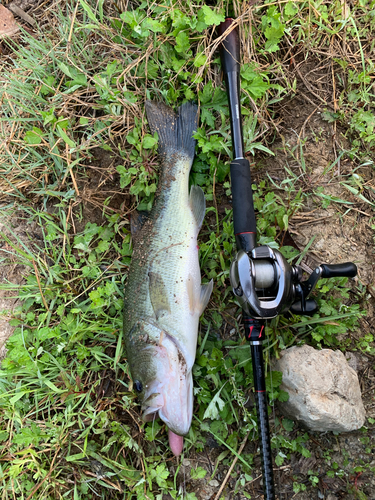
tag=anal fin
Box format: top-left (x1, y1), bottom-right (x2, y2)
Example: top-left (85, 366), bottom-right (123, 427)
top-left (187, 274), bottom-right (213, 316)
top-left (199, 280), bottom-right (213, 316)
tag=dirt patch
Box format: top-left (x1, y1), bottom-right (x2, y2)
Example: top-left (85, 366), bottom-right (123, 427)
top-left (73, 148), bottom-right (131, 233)
top-left (0, 213), bottom-right (41, 358)
top-left (278, 103), bottom-right (373, 283)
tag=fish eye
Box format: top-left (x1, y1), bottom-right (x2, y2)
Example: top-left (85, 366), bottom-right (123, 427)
top-left (134, 380), bottom-right (143, 393)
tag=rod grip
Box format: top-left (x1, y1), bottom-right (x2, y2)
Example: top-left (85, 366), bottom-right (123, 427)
top-left (320, 263), bottom-right (357, 278)
top-left (218, 18), bottom-right (240, 75)
top-left (231, 158), bottom-right (257, 235)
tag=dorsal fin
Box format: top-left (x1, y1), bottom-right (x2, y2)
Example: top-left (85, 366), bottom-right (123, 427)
top-left (130, 211), bottom-right (149, 236)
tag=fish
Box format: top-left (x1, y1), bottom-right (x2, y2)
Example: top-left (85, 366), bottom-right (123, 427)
top-left (123, 100), bottom-right (213, 456)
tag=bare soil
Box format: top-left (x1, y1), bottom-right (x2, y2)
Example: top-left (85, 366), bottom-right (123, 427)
top-left (0, 214), bottom-right (36, 358)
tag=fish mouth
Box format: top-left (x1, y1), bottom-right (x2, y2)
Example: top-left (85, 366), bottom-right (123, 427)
top-left (142, 392), bottom-right (163, 422)
top-left (140, 334), bottom-right (193, 436)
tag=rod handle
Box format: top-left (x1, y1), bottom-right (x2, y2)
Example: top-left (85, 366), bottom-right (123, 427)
top-left (231, 158), bottom-right (257, 236)
top-left (218, 18), bottom-right (240, 75)
top-left (320, 263), bottom-right (357, 278)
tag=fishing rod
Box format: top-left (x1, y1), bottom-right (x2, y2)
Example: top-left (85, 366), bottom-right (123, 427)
top-left (218, 18), bottom-right (358, 499)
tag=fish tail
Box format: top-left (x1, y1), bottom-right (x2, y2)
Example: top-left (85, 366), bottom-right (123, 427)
top-left (145, 101), bottom-right (198, 161)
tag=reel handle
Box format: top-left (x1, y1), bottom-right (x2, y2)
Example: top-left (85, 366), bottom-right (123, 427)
top-left (321, 263), bottom-right (357, 278)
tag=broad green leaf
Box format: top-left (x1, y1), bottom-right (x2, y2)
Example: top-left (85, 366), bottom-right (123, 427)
top-left (266, 370), bottom-right (283, 392)
top-left (203, 384), bottom-right (226, 420)
top-left (66, 452), bottom-right (86, 462)
top-left (194, 53), bottom-right (207, 68)
top-left (275, 453), bottom-right (286, 466)
top-left (242, 75), bottom-right (270, 99)
top-left (41, 108), bottom-right (56, 126)
top-left (0, 431), bottom-right (9, 442)
top-left (190, 466), bottom-right (207, 480)
top-left (43, 379), bottom-right (64, 394)
top-left (201, 5), bottom-right (225, 26)
top-left (301, 447), bottom-right (311, 458)
top-left (175, 31), bottom-right (190, 55)
top-left (58, 62), bottom-right (74, 78)
top-left (142, 18), bottom-right (164, 33)
top-left (142, 134), bottom-right (157, 149)
top-left (9, 392), bottom-right (28, 405)
top-left (278, 390), bottom-right (289, 402)
top-left (285, 2), bottom-right (298, 17)
top-left (24, 129), bottom-right (44, 145)
top-left (282, 418), bottom-right (294, 431)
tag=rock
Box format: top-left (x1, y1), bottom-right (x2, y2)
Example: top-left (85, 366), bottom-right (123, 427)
top-left (275, 345), bottom-right (365, 432)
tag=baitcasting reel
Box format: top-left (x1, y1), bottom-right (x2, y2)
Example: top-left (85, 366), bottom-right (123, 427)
top-left (230, 245), bottom-right (358, 320)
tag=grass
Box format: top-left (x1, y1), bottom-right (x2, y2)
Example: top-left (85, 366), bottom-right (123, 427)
top-left (0, 0), bottom-right (374, 498)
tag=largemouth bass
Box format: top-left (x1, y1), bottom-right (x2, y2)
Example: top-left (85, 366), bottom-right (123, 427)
top-left (123, 101), bottom-right (213, 456)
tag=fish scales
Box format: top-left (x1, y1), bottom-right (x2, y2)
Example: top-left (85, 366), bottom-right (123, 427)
top-left (123, 101), bottom-right (213, 455)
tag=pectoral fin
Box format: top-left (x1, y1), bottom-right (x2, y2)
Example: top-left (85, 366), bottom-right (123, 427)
top-left (189, 185), bottom-right (206, 230)
top-left (149, 272), bottom-right (171, 320)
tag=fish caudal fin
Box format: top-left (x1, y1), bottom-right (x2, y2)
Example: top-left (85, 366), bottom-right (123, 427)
top-left (145, 101), bottom-right (198, 161)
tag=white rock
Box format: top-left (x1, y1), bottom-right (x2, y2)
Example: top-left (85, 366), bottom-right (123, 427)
top-left (275, 345), bottom-right (365, 432)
